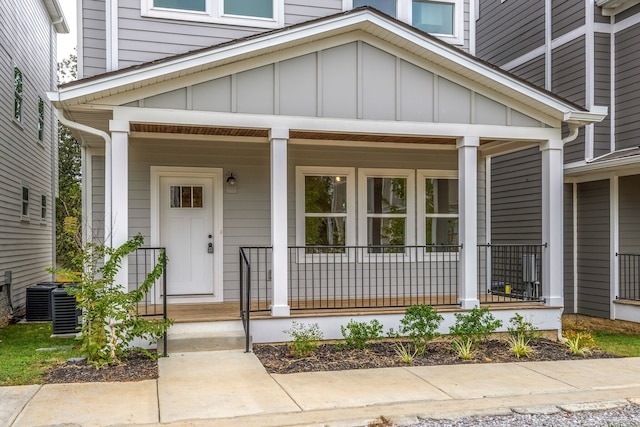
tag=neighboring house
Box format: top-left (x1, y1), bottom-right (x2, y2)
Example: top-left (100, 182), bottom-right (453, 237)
top-left (50, 0), bottom-right (605, 342)
top-left (0, 0), bottom-right (68, 326)
top-left (476, 0), bottom-right (640, 323)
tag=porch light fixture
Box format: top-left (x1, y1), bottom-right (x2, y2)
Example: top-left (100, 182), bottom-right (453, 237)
top-left (225, 172), bottom-right (237, 194)
top-left (226, 173), bottom-right (236, 186)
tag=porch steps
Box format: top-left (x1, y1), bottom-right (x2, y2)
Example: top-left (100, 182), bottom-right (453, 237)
top-left (160, 321), bottom-right (249, 354)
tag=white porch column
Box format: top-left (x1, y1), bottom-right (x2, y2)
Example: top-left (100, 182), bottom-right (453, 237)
top-left (457, 136), bottom-right (480, 309)
top-left (109, 120), bottom-right (130, 288)
top-left (270, 128), bottom-right (290, 317)
top-left (541, 139), bottom-right (563, 307)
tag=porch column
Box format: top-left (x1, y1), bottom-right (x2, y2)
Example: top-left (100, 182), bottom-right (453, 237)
top-left (540, 139), bottom-right (563, 307)
top-left (270, 128), bottom-right (290, 317)
top-left (109, 120), bottom-right (130, 288)
top-left (457, 136), bottom-right (480, 309)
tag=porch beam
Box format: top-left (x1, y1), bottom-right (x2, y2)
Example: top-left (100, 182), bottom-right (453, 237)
top-left (457, 136), bottom-right (480, 309)
top-left (270, 127), bottom-right (291, 317)
top-left (540, 139), bottom-right (563, 307)
top-left (109, 120), bottom-right (130, 288)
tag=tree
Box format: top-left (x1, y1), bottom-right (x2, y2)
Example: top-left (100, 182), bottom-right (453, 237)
top-left (56, 52), bottom-right (82, 269)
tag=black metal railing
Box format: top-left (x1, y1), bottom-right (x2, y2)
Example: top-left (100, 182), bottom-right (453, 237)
top-left (132, 247), bottom-right (168, 357)
top-left (618, 253), bottom-right (640, 301)
top-left (478, 243), bottom-right (546, 303)
top-left (239, 247), bottom-right (272, 352)
top-left (288, 245), bottom-right (461, 309)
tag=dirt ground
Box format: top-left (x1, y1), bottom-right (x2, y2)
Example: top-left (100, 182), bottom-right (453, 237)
top-left (562, 313), bottom-right (640, 334)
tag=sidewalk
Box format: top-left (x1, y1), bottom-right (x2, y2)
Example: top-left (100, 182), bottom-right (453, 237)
top-left (3, 351), bottom-right (640, 427)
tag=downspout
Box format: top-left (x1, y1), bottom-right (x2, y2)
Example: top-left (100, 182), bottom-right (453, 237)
top-left (562, 123), bottom-right (580, 145)
top-left (56, 107), bottom-right (112, 247)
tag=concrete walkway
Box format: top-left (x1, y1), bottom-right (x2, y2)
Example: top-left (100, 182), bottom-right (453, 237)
top-left (3, 352), bottom-right (640, 427)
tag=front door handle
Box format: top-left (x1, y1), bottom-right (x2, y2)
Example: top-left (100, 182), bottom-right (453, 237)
top-left (208, 243), bottom-right (214, 254)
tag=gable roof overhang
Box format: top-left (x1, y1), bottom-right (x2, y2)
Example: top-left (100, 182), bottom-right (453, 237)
top-left (49, 8), bottom-right (605, 135)
top-left (43, 0), bottom-right (69, 34)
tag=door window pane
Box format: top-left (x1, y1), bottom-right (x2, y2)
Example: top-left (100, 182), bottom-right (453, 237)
top-left (425, 178), bottom-right (458, 214)
top-left (224, 0), bottom-right (273, 18)
top-left (367, 177), bottom-right (406, 214)
top-left (170, 186), bottom-right (181, 208)
top-left (305, 217), bottom-right (346, 246)
top-left (353, 0), bottom-right (396, 17)
top-left (192, 186), bottom-right (203, 208)
top-left (305, 176), bottom-right (347, 213)
top-left (181, 186), bottom-right (192, 207)
top-left (154, 0), bottom-right (206, 11)
top-left (426, 218), bottom-right (458, 245)
top-left (412, 1), bottom-right (454, 35)
top-left (171, 186), bottom-right (204, 208)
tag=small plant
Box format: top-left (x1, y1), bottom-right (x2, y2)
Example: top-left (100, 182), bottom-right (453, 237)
top-left (283, 322), bottom-right (323, 358)
top-left (452, 337), bottom-right (474, 360)
top-left (449, 306), bottom-right (502, 349)
top-left (506, 313), bottom-right (540, 358)
top-left (399, 305), bottom-right (443, 356)
top-left (340, 319), bottom-right (384, 349)
top-left (393, 342), bottom-right (417, 363)
top-left (508, 334), bottom-right (533, 358)
top-left (563, 330), bottom-right (595, 356)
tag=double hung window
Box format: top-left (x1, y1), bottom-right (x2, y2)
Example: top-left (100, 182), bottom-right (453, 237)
top-left (14, 67), bottom-right (23, 122)
top-left (41, 195), bottom-right (47, 222)
top-left (417, 170), bottom-right (458, 247)
top-left (38, 97), bottom-right (44, 142)
top-left (21, 186), bottom-right (29, 219)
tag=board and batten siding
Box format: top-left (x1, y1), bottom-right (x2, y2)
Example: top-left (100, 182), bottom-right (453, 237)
top-left (0, 0), bottom-right (57, 320)
top-left (476, 0), bottom-right (545, 66)
top-left (551, 0), bottom-right (584, 39)
top-left (619, 175), bottom-right (640, 254)
top-left (614, 22), bottom-right (640, 151)
top-left (134, 42), bottom-right (543, 127)
top-left (594, 32), bottom-right (611, 158)
top-left (81, 0), bottom-right (107, 78)
top-left (576, 179), bottom-right (610, 318)
top-left (563, 183), bottom-right (574, 313)
top-left (490, 147), bottom-right (542, 243)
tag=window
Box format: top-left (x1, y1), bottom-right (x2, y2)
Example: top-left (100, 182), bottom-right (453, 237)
top-left (417, 170), bottom-right (458, 246)
top-left (21, 186), bottom-right (29, 218)
top-left (296, 167), bottom-right (355, 250)
top-left (142, 0), bottom-right (282, 28)
top-left (358, 169), bottom-right (415, 253)
top-left (41, 195), bottom-right (47, 221)
top-left (38, 97), bottom-right (44, 142)
top-left (14, 67), bottom-right (23, 122)
top-left (170, 186), bottom-right (203, 208)
top-left (348, 0), bottom-right (462, 44)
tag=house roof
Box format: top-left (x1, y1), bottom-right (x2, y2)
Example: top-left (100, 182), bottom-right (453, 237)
top-left (43, 0), bottom-right (69, 34)
top-left (50, 7), bottom-right (605, 127)
top-left (565, 146), bottom-right (640, 176)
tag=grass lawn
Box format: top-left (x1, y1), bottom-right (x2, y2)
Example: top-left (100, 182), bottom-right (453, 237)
top-left (0, 322), bottom-right (82, 386)
top-left (592, 331), bottom-right (640, 357)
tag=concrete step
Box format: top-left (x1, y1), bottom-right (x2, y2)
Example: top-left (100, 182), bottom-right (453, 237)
top-left (159, 321), bottom-right (250, 353)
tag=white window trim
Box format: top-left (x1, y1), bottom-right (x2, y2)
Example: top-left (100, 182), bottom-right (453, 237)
top-left (358, 168), bottom-right (415, 261)
top-left (141, 0), bottom-right (284, 29)
top-left (416, 169), bottom-right (459, 261)
top-left (295, 166), bottom-right (356, 262)
top-left (21, 185), bottom-right (30, 221)
top-left (345, 0), bottom-right (463, 45)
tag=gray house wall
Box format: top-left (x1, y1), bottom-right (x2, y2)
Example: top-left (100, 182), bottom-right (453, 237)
top-left (511, 55), bottom-right (545, 88)
top-left (594, 32), bottom-right (611, 158)
top-left (552, 0), bottom-right (584, 39)
top-left (564, 183), bottom-right (574, 314)
top-left (614, 21), bottom-right (640, 151)
top-left (576, 179), bottom-right (610, 318)
top-left (0, 0), bottom-right (58, 323)
top-left (81, 0), bottom-right (107, 78)
top-left (619, 175), bottom-right (640, 254)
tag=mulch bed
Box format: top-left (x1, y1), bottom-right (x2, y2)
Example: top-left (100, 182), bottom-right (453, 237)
top-left (44, 352), bottom-right (158, 384)
top-left (254, 338), bottom-right (618, 375)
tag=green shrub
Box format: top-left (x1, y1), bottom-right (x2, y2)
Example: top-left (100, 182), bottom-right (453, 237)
top-left (399, 305), bottom-right (443, 356)
top-left (449, 306), bottom-right (502, 349)
top-left (340, 319), bottom-right (384, 349)
top-left (393, 342), bottom-right (417, 363)
top-left (283, 322), bottom-right (323, 358)
top-left (506, 313), bottom-right (540, 358)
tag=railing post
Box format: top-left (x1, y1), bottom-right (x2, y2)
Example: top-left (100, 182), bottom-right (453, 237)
top-left (162, 249), bottom-right (168, 357)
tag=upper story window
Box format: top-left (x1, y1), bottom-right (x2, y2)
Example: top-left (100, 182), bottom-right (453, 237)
top-left (37, 97), bottom-right (44, 142)
top-left (21, 186), bottom-right (29, 219)
top-left (14, 67), bottom-right (23, 123)
top-left (349, 0), bottom-right (463, 45)
top-left (142, 0), bottom-right (283, 28)
top-left (41, 195), bottom-right (47, 222)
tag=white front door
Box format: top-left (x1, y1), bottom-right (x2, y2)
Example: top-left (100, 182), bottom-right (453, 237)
top-left (159, 175), bottom-right (216, 299)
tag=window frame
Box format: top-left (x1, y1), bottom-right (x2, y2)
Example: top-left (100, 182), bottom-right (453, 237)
top-left (358, 168), bottom-right (415, 261)
top-left (37, 96), bottom-right (45, 143)
top-left (295, 166), bottom-right (356, 262)
top-left (416, 169), bottom-right (459, 260)
top-left (40, 194), bottom-right (47, 222)
top-left (21, 185), bottom-right (30, 220)
top-left (141, 0), bottom-right (284, 29)
top-left (344, 0), bottom-right (463, 45)
top-left (14, 66), bottom-right (23, 123)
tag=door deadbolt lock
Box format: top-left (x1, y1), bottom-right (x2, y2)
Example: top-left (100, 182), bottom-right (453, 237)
top-left (208, 243), bottom-right (214, 254)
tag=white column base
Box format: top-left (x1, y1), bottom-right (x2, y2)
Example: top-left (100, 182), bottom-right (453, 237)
top-left (543, 296), bottom-right (563, 307)
top-left (458, 298), bottom-right (480, 310)
top-left (270, 304), bottom-right (291, 317)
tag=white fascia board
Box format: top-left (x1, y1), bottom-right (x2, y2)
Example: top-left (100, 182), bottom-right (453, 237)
top-left (112, 106), bottom-right (562, 141)
top-left (43, 0), bottom-right (70, 33)
top-left (597, 0), bottom-right (640, 16)
top-left (564, 155), bottom-right (640, 175)
top-left (57, 10), bottom-right (597, 123)
top-left (564, 106), bottom-right (609, 125)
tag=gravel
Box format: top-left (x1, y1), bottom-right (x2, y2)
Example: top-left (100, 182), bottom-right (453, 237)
top-left (400, 403), bottom-right (640, 426)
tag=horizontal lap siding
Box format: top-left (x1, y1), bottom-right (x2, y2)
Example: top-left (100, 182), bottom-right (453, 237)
top-left (615, 23), bottom-right (640, 151)
top-left (476, 0), bottom-right (545, 66)
top-left (81, 0), bottom-right (107, 77)
top-left (577, 180), bottom-right (610, 318)
top-left (510, 55), bottom-right (545, 88)
top-left (552, 0), bottom-right (584, 39)
top-left (0, 0), bottom-right (56, 316)
top-left (594, 33), bottom-right (611, 158)
top-left (284, 0), bottom-right (343, 25)
top-left (564, 183), bottom-right (574, 313)
top-left (619, 175), bottom-right (640, 254)
top-left (490, 148), bottom-right (542, 243)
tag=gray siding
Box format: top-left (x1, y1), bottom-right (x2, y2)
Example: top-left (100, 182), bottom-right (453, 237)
top-left (552, 37), bottom-right (586, 164)
top-left (564, 183), bottom-right (574, 314)
top-left (0, 0), bottom-right (57, 319)
top-left (576, 180), bottom-right (610, 318)
top-left (476, 0), bottom-right (545, 66)
top-left (616, 2), bottom-right (640, 21)
top-left (594, 32), bottom-right (611, 158)
top-left (490, 148), bottom-right (542, 243)
top-left (81, 0), bottom-right (107, 78)
top-left (285, 0), bottom-right (344, 25)
top-left (594, 4), bottom-right (609, 23)
top-left (619, 175), bottom-right (640, 254)
top-left (615, 23), bottom-right (640, 151)
top-left (511, 55), bottom-right (545, 88)
top-left (552, 0), bottom-right (585, 39)
top-left (91, 155), bottom-right (105, 243)
top-left (132, 42), bottom-right (543, 127)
